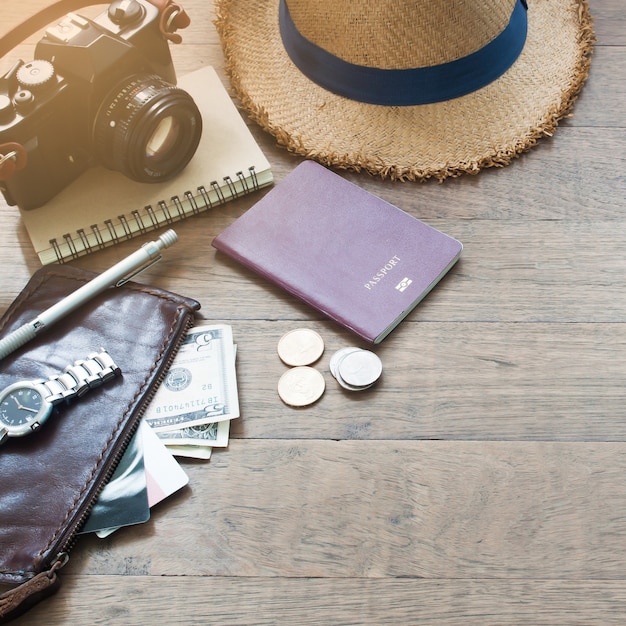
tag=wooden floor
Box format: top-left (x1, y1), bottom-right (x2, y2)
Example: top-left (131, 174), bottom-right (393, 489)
top-left (2, 1), bottom-right (626, 623)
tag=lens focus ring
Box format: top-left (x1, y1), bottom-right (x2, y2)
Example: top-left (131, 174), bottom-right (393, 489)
top-left (94, 74), bottom-right (202, 183)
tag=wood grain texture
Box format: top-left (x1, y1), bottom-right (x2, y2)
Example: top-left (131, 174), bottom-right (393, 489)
top-left (15, 577), bottom-right (626, 625)
top-left (61, 440), bottom-right (626, 579)
top-left (2, 0), bottom-right (626, 623)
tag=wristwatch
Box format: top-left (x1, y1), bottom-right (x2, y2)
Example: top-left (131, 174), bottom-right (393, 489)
top-left (0, 349), bottom-right (121, 444)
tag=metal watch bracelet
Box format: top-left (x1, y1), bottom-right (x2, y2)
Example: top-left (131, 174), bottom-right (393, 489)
top-left (37, 349), bottom-right (121, 405)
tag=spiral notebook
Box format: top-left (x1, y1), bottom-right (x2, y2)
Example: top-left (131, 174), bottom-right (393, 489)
top-left (19, 66), bottom-right (273, 265)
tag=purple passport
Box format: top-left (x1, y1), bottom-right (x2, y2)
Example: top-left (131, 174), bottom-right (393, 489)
top-left (212, 161), bottom-right (462, 343)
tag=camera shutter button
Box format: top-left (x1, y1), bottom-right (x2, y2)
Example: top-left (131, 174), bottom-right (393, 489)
top-left (16, 60), bottom-right (56, 92)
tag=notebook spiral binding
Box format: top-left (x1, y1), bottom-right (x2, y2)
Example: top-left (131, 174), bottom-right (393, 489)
top-left (49, 167), bottom-right (260, 263)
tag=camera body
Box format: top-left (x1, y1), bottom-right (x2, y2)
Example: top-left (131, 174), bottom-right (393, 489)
top-left (0, 0), bottom-right (201, 210)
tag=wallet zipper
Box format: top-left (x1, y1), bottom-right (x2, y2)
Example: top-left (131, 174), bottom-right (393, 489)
top-left (46, 310), bottom-right (196, 571)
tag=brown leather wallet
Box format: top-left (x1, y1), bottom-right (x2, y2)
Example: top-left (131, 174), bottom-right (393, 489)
top-left (0, 264), bottom-right (200, 622)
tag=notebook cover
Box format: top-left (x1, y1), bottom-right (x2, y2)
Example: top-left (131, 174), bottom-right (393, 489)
top-left (212, 161), bottom-right (462, 343)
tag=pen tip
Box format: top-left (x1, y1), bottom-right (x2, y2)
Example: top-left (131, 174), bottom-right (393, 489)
top-left (159, 229), bottom-right (178, 248)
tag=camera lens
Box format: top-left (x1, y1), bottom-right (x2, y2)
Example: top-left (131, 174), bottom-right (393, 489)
top-left (94, 74), bottom-right (202, 182)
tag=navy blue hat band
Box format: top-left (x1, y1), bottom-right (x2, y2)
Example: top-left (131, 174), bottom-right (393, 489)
top-left (279, 0), bottom-right (528, 106)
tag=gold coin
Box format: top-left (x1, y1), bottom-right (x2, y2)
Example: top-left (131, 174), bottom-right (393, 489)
top-left (277, 328), bottom-right (325, 366)
top-left (277, 366), bottom-right (326, 407)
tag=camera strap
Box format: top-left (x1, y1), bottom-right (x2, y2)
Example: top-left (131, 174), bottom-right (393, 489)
top-left (0, 0), bottom-right (191, 181)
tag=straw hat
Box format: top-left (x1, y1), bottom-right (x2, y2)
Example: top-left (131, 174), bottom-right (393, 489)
top-left (214, 0), bottom-right (594, 181)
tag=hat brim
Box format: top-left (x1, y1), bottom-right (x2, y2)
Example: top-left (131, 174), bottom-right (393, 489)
top-left (214, 0), bottom-right (595, 181)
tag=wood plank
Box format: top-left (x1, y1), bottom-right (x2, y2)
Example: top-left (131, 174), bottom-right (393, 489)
top-left (65, 217), bottom-right (626, 323)
top-left (591, 0), bottom-right (626, 45)
top-left (59, 440), bottom-right (626, 579)
top-left (570, 47), bottom-right (626, 126)
top-left (11, 577), bottom-right (626, 625)
top-left (6, 194), bottom-right (626, 316)
top-left (222, 321), bottom-right (626, 441)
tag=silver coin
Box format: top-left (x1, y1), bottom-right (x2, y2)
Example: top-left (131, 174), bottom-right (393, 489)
top-left (277, 328), bottom-right (325, 366)
top-left (337, 350), bottom-right (383, 388)
top-left (329, 347), bottom-right (362, 379)
top-left (335, 367), bottom-right (375, 392)
top-left (277, 366), bottom-right (326, 407)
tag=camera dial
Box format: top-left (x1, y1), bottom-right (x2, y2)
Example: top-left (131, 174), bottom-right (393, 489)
top-left (16, 60), bottom-right (56, 93)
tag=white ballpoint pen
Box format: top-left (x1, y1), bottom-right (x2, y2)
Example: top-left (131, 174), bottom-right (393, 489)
top-left (0, 229), bottom-right (179, 361)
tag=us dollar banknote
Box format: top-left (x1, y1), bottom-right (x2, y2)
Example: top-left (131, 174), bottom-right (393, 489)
top-left (143, 324), bottom-right (239, 433)
top-left (155, 420), bottom-right (230, 448)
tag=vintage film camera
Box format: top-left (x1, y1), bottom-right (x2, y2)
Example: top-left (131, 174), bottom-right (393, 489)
top-left (0, 0), bottom-right (202, 210)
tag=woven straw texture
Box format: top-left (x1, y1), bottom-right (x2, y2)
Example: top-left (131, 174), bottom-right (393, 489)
top-left (287, 0), bottom-right (517, 68)
top-left (214, 0), bottom-right (595, 181)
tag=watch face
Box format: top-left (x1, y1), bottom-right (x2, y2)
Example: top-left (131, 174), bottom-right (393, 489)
top-left (0, 383), bottom-right (50, 437)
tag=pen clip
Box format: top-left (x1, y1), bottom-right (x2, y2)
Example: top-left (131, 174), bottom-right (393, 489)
top-left (115, 256), bottom-right (162, 287)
